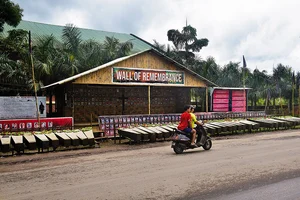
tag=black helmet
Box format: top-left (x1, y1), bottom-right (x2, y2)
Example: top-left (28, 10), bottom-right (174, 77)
top-left (184, 105), bottom-right (190, 111)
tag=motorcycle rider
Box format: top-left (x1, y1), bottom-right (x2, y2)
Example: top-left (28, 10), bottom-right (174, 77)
top-left (177, 105), bottom-right (197, 147)
top-left (190, 106), bottom-right (207, 146)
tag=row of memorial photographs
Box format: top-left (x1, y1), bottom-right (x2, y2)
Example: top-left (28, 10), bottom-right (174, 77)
top-left (0, 121), bottom-right (53, 131)
top-left (99, 117), bottom-right (207, 133)
top-left (99, 111), bottom-right (266, 125)
top-left (100, 123), bottom-right (131, 131)
top-left (100, 113), bottom-right (266, 136)
top-left (100, 112), bottom-right (267, 124)
top-left (99, 114), bottom-right (263, 127)
top-left (105, 130), bottom-right (115, 136)
top-left (99, 116), bottom-right (181, 125)
top-left (99, 113), bottom-right (266, 126)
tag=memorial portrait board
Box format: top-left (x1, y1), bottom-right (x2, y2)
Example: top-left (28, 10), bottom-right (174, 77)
top-left (0, 96), bottom-right (46, 119)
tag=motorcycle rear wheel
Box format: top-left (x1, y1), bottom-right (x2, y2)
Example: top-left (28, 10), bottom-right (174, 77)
top-left (173, 143), bottom-right (184, 154)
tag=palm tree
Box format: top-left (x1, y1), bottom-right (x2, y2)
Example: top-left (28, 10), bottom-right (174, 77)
top-left (102, 36), bottom-right (133, 64)
top-left (62, 24), bottom-right (82, 57)
top-left (116, 39), bottom-right (133, 58)
top-left (217, 62), bottom-right (242, 87)
top-left (0, 23), bottom-right (136, 96)
top-left (61, 24), bottom-right (82, 76)
top-left (200, 56), bottom-right (221, 82)
top-left (0, 53), bottom-right (30, 94)
top-left (0, 29), bottom-right (31, 94)
top-left (272, 64), bottom-right (293, 113)
top-left (78, 39), bottom-right (104, 71)
top-left (33, 35), bottom-right (73, 87)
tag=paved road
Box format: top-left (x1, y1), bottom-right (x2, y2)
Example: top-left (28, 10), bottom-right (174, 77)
top-left (1, 130), bottom-right (300, 200)
top-left (205, 176), bottom-right (300, 200)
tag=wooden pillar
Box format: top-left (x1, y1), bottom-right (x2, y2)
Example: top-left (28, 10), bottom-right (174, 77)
top-left (72, 84), bottom-right (75, 123)
top-left (298, 86), bottom-right (300, 117)
top-left (244, 89), bottom-right (246, 112)
top-left (49, 93), bottom-right (52, 116)
top-left (292, 84), bottom-right (295, 116)
top-left (206, 87), bottom-right (208, 112)
top-left (148, 86), bottom-right (151, 114)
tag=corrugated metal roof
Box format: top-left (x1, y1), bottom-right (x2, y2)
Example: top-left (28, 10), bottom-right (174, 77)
top-left (1, 20), bottom-right (152, 53)
top-left (42, 48), bottom-right (218, 89)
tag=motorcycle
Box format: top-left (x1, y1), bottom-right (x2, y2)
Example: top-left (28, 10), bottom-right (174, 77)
top-left (171, 125), bottom-right (212, 154)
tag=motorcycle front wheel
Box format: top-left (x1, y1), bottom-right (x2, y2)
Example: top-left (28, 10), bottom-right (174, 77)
top-left (202, 139), bottom-right (212, 150)
top-left (173, 143), bottom-right (184, 154)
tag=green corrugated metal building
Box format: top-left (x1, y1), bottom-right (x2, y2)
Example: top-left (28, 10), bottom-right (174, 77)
top-left (2, 20), bottom-right (152, 53)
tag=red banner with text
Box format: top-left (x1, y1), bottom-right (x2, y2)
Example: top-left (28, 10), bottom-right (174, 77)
top-left (0, 117), bottom-right (73, 132)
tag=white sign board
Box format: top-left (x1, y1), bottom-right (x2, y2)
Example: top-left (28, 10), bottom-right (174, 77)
top-left (0, 96), bottom-right (46, 119)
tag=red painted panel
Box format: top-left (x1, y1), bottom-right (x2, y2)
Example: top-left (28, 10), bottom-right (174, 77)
top-left (213, 99), bottom-right (229, 104)
top-left (232, 90), bottom-right (246, 112)
top-left (232, 101), bottom-right (245, 107)
top-left (213, 93), bottom-right (230, 99)
top-left (213, 90), bottom-right (229, 111)
top-left (213, 107), bottom-right (229, 112)
top-left (214, 89), bottom-right (229, 94)
top-left (232, 96), bottom-right (246, 101)
top-left (213, 104), bottom-right (229, 108)
top-left (232, 90), bottom-right (245, 97)
top-left (232, 107), bottom-right (246, 112)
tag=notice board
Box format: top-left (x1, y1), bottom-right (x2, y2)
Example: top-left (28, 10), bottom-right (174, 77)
top-left (0, 96), bottom-right (46, 119)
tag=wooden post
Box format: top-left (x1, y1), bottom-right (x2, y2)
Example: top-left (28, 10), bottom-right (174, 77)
top-left (29, 31), bottom-right (40, 129)
top-left (148, 86), bottom-right (151, 114)
top-left (292, 72), bottom-right (295, 116)
top-left (292, 83), bottom-right (295, 116)
top-left (72, 84), bottom-right (75, 126)
top-left (298, 86), bottom-right (300, 117)
top-left (49, 93), bottom-right (52, 116)
top-left (205, 87), bottom-right (208, 112)
top-left (279, 90), bottom-right (283, 115)
top-left (90, 113), bottom-right (92, 127)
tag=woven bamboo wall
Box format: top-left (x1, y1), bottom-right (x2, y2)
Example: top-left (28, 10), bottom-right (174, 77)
top-left (63, 85), bottom-right (191, 123)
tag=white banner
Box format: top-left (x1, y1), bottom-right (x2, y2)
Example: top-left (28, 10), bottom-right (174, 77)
top-left (0, 96), bottom-right (46, 119)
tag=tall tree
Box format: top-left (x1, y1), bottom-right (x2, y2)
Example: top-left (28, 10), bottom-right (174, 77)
top-left (0, 29), bottom-right (28, 60)
top-left (0, 0), bottom-right (23, 32)
top-left (102, 36), bottom-right (133, 64)
top-left (33, 35), bottom-right (69, 87)
top-left (167, 24), bottom-right (208, 64)
top-left (272, 63), bottom-right (293, 111)
top-left (78, 40), bottom-right (104, 71)
top-left (0, 29), bottom-right (30, 94)
top-left (217, 62), bottom-right (242, 87)
top-left (0, 23), bottom-right (135, 94)
top-left (247, 68), bottom-right (272, 107)
top-left (199, 56), bottom-right (221, 82)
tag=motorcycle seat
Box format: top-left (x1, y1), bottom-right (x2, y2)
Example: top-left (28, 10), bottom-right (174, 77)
top-left (175, 129), bottom-right (190, 136)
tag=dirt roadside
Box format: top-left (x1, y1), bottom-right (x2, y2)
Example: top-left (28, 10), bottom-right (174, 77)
top-left (0, 140), bottom-right (173, 172)
top-left (0, 131), bottom-right (278, 173)
top-left (1, 129), bottom-right (300, 200)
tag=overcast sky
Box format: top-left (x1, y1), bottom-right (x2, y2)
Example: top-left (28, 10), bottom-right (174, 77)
top-left (13, 0), bottom-right (300, 74)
